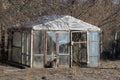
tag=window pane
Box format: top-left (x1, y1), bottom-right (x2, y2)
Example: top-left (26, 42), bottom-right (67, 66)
top-left (47, 31), bottom-right (56, 55)
top-left (20, 32), bottom-right (31, 66)
top-left (12, 47), bottom-right (21, 63)
top-left (13, 32), bottom-right (21, 47)
top-left (27, 33), bottom-right (31, 55)
top-left (59, 55), bottom-right (69, 66)
top-left (89, 42), bottom-right (99, 56)
top-left (89, 56), bottom-right (98, 66)
top-left (59, 33), bottom-right (70, 54)
top-left (33, 56), bottom-right (43, 67)
top-left (46, 31), bottom-right (56, 66)
top-left (33, 31), bottom-right (44, 54)
top-left (90, 32), bottom-right (99, 41)
top-left (22, 33), bottom-right (27, 53)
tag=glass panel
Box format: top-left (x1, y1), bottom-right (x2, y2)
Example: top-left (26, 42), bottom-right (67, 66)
top-left (33, 31), bottom-right (44, 54)
top-left (46, 31), bottom-right (56, 66)
top-left (47, 31), bottom-right (56, 55)
top-left (22, 33), bottom-right (27, 54)
top-left (72, 32), bottom-right (87, 42)
top-left (27, 33), bottom-right (31, 55)
top-left (90, 32), bottom-right (99, 41)
top-left (59, 33), bottom-right (70, 54)
top-left (58, 32), bottom-right (70, 67)
top-left (13, 32), bottom-right (21, 47)
top-left (33, 55), bottom-right (43, 67)
top-left (59, 55), bottom-right (69, 66)
top-left (26, 33), bottom-right (31, 65)
top-left (21, 32), bottom-right (31, 66)
top-left (89, 32), bottom-right (99, 66)
top-left (12, 32), bottom-right (22, 63)
top-left (89, 56), bottom-right (98, 66)
top-left (89, 42), bottom-right (99, 56)
top-left (12, 47), bottom-right (21, 63)
top-left (33, 31), bottom-right (44, 67)
top-left (21, 53), bottom-right (30, 65)
top-left (22, 53), bottom-right (26, 64)
top-left (8, 33), bottom-right (12, 61)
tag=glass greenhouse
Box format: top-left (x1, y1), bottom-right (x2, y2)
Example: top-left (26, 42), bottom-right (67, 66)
top-left (8, 15), bottom-right (101, 68)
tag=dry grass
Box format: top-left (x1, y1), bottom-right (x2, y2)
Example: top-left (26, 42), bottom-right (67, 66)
top-left (0, 60), bottom-right (120, 80)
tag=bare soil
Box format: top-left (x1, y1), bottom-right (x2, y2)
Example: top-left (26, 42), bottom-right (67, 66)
top-left (0, 60), bottom-right (120, 80)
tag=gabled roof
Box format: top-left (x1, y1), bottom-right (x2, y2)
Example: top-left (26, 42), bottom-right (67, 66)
top-left (11, 15), bottom-right (100, 31)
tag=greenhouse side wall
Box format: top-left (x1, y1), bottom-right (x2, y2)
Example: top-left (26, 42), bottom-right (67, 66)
top-left (7, 30), bottom-right (31, 67)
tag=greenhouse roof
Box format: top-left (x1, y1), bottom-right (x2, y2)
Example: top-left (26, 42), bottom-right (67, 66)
top-left (12, 15), bottom-right (100, 31)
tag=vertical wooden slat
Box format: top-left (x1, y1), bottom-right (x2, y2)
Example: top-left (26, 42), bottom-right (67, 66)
top-left (87, 31), bottom-right (90, 65)
top-left (30, 30), bottom-right (33, 68)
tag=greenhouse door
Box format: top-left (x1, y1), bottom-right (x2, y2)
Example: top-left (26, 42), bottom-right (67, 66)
top-left (71, 31), bottom-right (87, 66)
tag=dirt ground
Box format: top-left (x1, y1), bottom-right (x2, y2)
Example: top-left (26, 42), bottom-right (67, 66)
top-left (0, 60), bottom-right (120, 80)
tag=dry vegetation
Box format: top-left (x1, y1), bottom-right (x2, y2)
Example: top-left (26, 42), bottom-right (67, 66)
top-left (0, 60), bottom-right (120, 80)
top-left (0, 0), bottom-right (120, 51)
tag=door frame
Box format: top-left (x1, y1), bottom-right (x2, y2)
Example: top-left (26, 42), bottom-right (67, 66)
top-left (70, 31), bottom-right (88, 67)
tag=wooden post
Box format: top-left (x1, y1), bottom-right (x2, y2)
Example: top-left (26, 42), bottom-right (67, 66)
top-left (87, 31), bottom-right (90, 65)
top-left (30, 30), bottom-right (33, 68)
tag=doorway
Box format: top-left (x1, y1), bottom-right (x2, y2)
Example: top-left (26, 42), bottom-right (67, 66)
top-left (71, 31), bottom-right (87, 66)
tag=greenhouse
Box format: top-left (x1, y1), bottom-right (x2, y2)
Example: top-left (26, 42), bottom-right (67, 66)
top-left (8, 15), bottom-right (101, 68)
